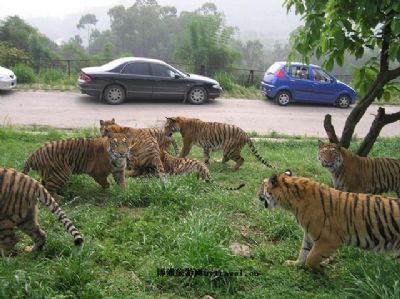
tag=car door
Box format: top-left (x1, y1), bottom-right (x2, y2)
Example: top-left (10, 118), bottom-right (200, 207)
top-left (310, 67), bottom-right (338, 104)
top-left (288, 65), bottom-right (315, 102)
top-left (119, 62), bottom-right (153, 99)
top-left (150, 63), bottom-right (186, 100)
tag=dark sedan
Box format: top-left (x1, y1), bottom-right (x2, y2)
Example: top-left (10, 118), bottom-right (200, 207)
top-left (77, 57), bottom-right (222, 105)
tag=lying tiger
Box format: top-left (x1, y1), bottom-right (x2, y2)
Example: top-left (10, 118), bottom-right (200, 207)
top-left (164, 116), bottom-right (274, 171)
top-left (258, 170), bottom-right (400, 273)
top-left (100, 118), bottom-right (179, 155)
top-left (23, 133), bottom-right (130, 200)
top-left (99, 119), bottom-right (165, 177)
top-left (159, 150), bottom-right (245, 190)
top-left (0, 167), bottom-right (83, 254)
top-left (318, 141), bottom-right (400, 197)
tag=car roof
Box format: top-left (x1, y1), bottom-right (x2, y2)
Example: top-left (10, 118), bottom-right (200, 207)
top-left (275, 61), bottom-right (321, 68)
top-left (115, 57), bottom-right (167, 65)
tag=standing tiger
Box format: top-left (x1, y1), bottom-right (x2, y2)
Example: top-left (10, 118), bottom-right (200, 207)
top-left (318, 141), bottom-right (400, 197)
top-left (100, 118), bottom-right (179, 155)
top-left (159, 150), bottom-right (245, 190)
top-left (258, 171), bottom-right (400, 273)
top-left (164, 116), bottom-right (274, 171)
top-left (0, 167), bottom-right (83, 254)
top-left (23, 134), bottom-right (130, 200)
top-left (99, 119), bottom-right (165, 177)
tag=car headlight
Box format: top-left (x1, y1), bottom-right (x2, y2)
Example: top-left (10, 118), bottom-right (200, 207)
top-left (212, 84), bottom-right (221, 89)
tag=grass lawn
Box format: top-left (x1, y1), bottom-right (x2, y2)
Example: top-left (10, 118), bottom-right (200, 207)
top-left (1, 127), bottom-right (400, 298)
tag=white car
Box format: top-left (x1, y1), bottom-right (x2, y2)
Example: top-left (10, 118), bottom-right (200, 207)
top-left (0, 66), bottom-right (17, 90)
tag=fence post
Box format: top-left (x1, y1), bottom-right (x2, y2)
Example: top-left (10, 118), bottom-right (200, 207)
top-left (246, 70), bottom-right (254, 86)
top-left (67, 60), bottom-right (71, 78)
top-left (200, 65), bottom-right (205, 76)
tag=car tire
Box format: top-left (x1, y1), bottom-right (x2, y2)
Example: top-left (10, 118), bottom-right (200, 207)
top-left (103, 85), bottom-right (125, 105)
top-left (336, 95), bottom-right (351, 108)
top-left (275, 90), bottom-right (291, 106)
top-left (187, 86), bottom-right (207, 105)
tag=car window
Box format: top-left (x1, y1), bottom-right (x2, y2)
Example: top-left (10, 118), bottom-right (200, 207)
top-left (266, 62), bottom-right (282, 75)
top-left (312, 68), bottom-right (331, 83)
top-left (122, 62), bottom-right (151, 75)
top-left (290, 65), bottom-right (310, 80)
top-left (151, 63), bottom-right (176, 78)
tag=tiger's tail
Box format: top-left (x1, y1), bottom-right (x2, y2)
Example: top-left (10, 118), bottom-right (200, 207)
top-left (247, 139), bottom-right (274, 169)
top-left (37, 185), bottom-right (84, 246)
top-left (206, 174), bottom-right (245, 191)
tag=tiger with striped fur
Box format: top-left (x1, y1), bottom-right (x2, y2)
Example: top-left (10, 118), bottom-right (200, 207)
top-left (23, 133), bottom-right (130, 200)
top-left (100, 118), bottom-right (179, 155)
top-left (258, 170), bottom-right (400, 272)
top-left (164, 116), bottom-right (274, 171)
top-left (99, 120), bottom-right (165, 177)
top-left (0, 167), bottom-right (83, 254)
top-left (318, 141), bottom-right (400, 197)
top-left (159, 150), bottom-right (245, 190)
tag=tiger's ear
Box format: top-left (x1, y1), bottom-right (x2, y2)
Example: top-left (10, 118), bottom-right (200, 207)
top-left (100, 120), bottom-right (104, 126)
top-left (111, 118), bottom-right (115, 124)
top-left (269, 174), bottom-right (278, 187)
top-left (166, 117), bottom-right (176, 122)
top-left (318, 139), bottom-right (324, 148)
top-left (283, 169), bottom-right (292, 177)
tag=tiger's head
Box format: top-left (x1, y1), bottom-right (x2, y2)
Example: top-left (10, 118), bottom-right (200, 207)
top-left (258, 170), bottom-right (293, 209)
top-left (100, 118), bottom-right (116, 137)
top-left (164, 117), bottom-right (182, 137)
top-left (317, 141), bottom-right (343, 172)
top-left (106, 133), bottom-right (130, 168)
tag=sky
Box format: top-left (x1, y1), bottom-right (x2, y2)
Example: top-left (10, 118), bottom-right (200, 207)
top-left (0, 0), bottom-right (302, 44)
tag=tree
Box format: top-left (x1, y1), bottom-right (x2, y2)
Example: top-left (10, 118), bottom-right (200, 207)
top-left (77, 14), bottom-right (98, 50)
top-left (284, 0), bottom-right (400, 156)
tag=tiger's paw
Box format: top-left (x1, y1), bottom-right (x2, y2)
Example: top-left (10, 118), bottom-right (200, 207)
top-left (285, 259), bottom-right (301, 266)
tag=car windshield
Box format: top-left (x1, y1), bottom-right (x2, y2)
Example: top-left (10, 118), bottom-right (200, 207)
top-left (99, 58), bottom-right (134, 71)
top-left (167, 64), bottom-right (187, 77)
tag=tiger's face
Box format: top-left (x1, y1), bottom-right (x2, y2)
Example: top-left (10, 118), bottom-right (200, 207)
top-left (258, 170), bottom-right (293, 209)
top-left (164, 117), bottom-right (180, 137)
top-left (100, 118), bottom-right (116, 137)
top-left (106, 133), bottom-right (130, 167)
top-left (318, 142), bottom-right (343, 171)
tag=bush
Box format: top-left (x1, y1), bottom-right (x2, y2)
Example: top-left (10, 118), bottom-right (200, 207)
top-left (12, 64), bottom-right (36, 84)
top-left (38, 68), bottom-right (66, 84)
top-left (214, 72), bottom-right (236, 91)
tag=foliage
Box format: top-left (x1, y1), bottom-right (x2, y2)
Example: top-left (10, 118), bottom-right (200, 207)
top-left (12, 64), bottom-right (36, 83)
top-left (0, 16), bottom-right (60, 68)
top-left (1, 127), bottom-right (400, 298)
top-left (77, 14), bottom-right (98, 50)
top-left (38, 68), bottom-right (66, 84)
top-left (0, 41), bottom-right (30, 67)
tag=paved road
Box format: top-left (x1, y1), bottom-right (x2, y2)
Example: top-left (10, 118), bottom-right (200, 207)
top-left (1, 90), bottom-right (399, 137)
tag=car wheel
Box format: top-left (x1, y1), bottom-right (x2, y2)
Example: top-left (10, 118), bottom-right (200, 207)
top-left (275, 91), bottom-right (291, 106)
top-left (187, 87), bottom-right (207, 105)
top-left (104, 85), bottom-right (125, 105)
top-left (336, 95), bottom-right (350, 108)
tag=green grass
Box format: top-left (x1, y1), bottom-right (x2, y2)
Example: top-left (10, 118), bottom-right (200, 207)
top-left (1, 127), bottom-right (400, 298)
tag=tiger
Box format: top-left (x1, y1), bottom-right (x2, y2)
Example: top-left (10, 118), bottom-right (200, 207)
top-left (23, 133), bottom-right (130, 200)
top-left (0, 167), bottom-right (83, 254)
top-left (258, 170), bottom-right (400, 273)
top-left (100, 118), bottom-right (179, 155)
top-left (159, 150), bottom-right (245, 190)
top-left (99, 120), bottom-right (165, 177)
top-left (318, 141), bottom-right (400, 197)
top-left (164, 116), bottom-right (274, 171)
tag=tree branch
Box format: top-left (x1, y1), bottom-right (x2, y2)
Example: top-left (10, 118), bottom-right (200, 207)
top-left (323, 114), bottom-right (339, 143)
top-left (388, 65), bottom-right (400, 81)
top-left (356, 107), bottom-right (400, 156)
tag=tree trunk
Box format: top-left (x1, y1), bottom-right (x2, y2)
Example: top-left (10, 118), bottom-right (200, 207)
top-left (323, 114), bottom-right (339, 143)
top-left (356, 107), bottom-right (400, 156)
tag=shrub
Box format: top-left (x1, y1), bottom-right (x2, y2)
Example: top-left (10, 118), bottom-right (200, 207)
top-left (12, 64), bottom-right (36, 84)
top-left (38, 68), bottom-right (66, 84)
top-left (214, 72), bottom-right (236, 91)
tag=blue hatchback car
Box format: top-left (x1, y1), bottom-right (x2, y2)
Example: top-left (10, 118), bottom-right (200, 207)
top-left (260, 62), bottom-right (357, 108)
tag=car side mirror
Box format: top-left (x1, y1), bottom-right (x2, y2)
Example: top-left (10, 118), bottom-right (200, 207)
top-left (174, 74), bottom-right (180, 79)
